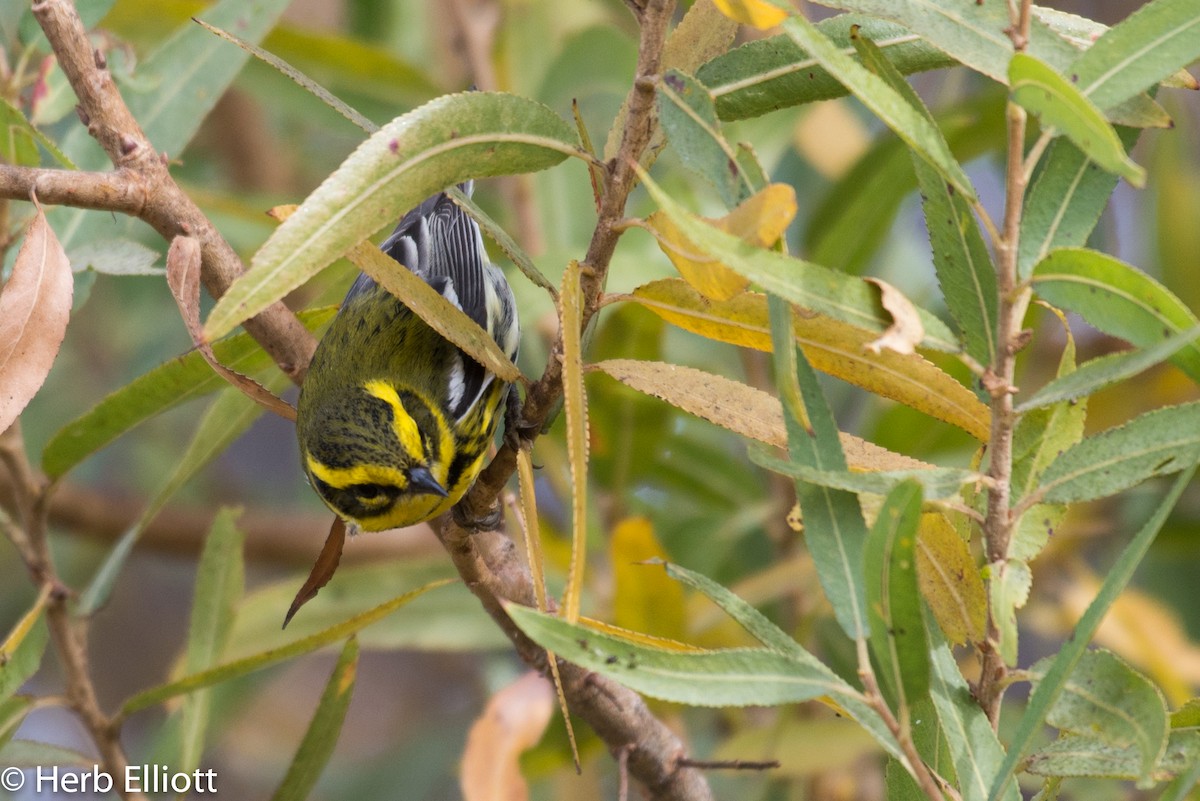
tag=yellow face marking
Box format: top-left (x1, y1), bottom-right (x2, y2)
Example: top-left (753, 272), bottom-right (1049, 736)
top-left (305, 457), bottom-right (408, 491)
top-left (363, 380), bottom-right (425, 462)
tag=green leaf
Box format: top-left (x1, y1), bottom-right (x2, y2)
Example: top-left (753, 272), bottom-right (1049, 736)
top-left (1029, 649), bottom-right (1169, 783)
top-left (699, 15), bottom-right (957, 122)
top-left (658, 69), bottom-right (760, 207)
top-left (40, 307), bottom-right (335, 479)
top-left (989, 560), bottom-right (1031, 665)
top-left (1017, 128), bottom-right (1142, 280)
top-left (1031, 248), bottom-right (1200, 383)
top-left (178, 509), bottom-right (245, 776)
top-left (850, 29), bottom-right (997, 366)
top-left (1009, 54), bottom-right (1145, 187)
top-left (0, 617), bottom-right (47, 702)
top-left (781, 14), bottom-right (976, 201)
top-left (661, 560), bottom-right (906, 761)
top-left (507, 604), bottom-right (847, 707)
top-left (205, 92), bottom-right (579, 340)
top-left (269, 637), bottom-right (359, 801)
top-left (639, 169), bottom-right (960, 351)
top-left (1027, 731), bottom-right (1200, 785)
top-left (1037, 401), bottom-right (1200, 505)
top-left (770, 297), bottom-right (870, 642)
top-left (1018, 327), bottom-right (1200, 413)
top-left (67, 239), bottom-right (162, 276)
top-left (120, 578), bottom-right (453, 716)
top-left (751, 448), bottom-right (978, 500)
top-left (928, 637), bottom-right (1020, 801)
top-left (0, 696), bottom-right (33, 750)
top-left (79, 386), bottom-right (270, 615)
top-left (989, 466), bottom-right (1197, 801)
top-left (865, 480), bottom-right (929, 717)
top-left (0, 739), bottom-right (93, 768)
top-left (228, 559), bottom-right (505, 657)
top-left (1068, 0), bottom-right (1200, 112)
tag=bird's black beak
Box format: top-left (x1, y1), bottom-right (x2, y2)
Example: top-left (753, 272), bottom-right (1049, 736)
top-left (408, 466), bottom-right (449, 498)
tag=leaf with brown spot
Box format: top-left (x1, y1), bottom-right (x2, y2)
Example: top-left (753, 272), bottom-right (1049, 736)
top-left (283, 516), bottom-right (347, 629)
top-left (0, 201), bottom-right (72, 434)
top-left (165, 236), bottom-right (297, 421)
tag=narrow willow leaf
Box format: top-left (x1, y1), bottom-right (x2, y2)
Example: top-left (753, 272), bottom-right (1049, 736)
top-left (1029, 649), bottom-right (1169, 782)
top-left (179, 509), bottom-right (246, 778)
top-left (990, 559), bottom-right (1031, 665)
top-left (627, 280), bottom-right (988, 437)
top-left (560, 261), bottom-right (588, 625)
top-left (120, 579), bottom-right (453, 716)
top-left (750, 447), bottom-right (977, 501)
top-left (79, 385), bottom-right (273, 616)
top-left (0, 740), bottom-right (93, 768)
top-left (592, 357), bottom-right (931, 471)
top-left (990, 466), bottom-right (1197, 801)
top-left (770, 298), bottom-right (870, 642)
top-left (0, 203), bottom-right (73, 434)
top-left (915, 513), bottom-right (986, 646)
top-left (194, 17), bottom-right (376, 135)
top-left (638, 172), bottom-right (960, 351)
top-left (1031, 248), bottom-right (1200, 383)
top-left (1068, 0), bottom-right (1200, 112)
top-left (269, 637), bottom-right (359, 801)
top-left (40, 308), bottom-right (335, 479)
top-left (344, 238), bottom-right (521, 383)
top-left (850, 30), bottom-right (997, 366)
top-left (0, 696), bottom-right (34, 750)
top-left (1018, 327), bottom-right (1200, 413)
top-left (928, 637), bottom-right (1021, 801)
top-left (699, 15), bottom-right (957, 122)
top-left (205, 92), bottom-right (578, 340)
top-left (1017, 128), bottom-right (1142, 280)
top-left (1026, 731), bottom-right (1200, 784)
top-left (53, 0), bottom-right (294, 246)
top-left (508, 604), bottom-right (844, 707)
top-left (0, 610), bottom-right (48, 702)
top-left (1009, 54), bottom-right (1145, 187)
top-left (1037, 401), bottom-right (1200, 505)
top-left (781, 15), bottom-right (975, 200)
top-left (658, 69), bottom-right (759, 207)
top-left (865, 481), bottom-right (929, 716)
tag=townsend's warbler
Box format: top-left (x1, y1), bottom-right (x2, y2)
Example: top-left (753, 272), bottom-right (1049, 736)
top-left (296, 183), bottom-right (519, 531)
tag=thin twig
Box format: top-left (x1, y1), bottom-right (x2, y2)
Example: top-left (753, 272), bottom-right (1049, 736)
top-left (976, 0), bottom-right (1038, 727)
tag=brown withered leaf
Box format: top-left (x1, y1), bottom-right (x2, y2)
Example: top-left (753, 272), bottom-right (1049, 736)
top-left (864, 278), bottom-right (925, 356)
top-left (165, 236), bottom-right (296, 421)
top-left (461, 671), bottom-right (555, 801)
top-left (0, 200), bottom-right (73, 434)
top-left (283, 516), bottom-right (347, 629)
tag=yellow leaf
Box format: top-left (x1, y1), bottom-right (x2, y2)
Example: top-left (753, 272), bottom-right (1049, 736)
top-left (610, 518), bottom-right (687, 641)
top-left (711, 0), bottom-right (788, 30)
top-left (646, 183), bottom-right (797, 302)
top-left (916, 513), bottom-right (986, 645)
top-left (628, 279), bottom-right (991, 440)
top-left (591, 358), bottom-right (931, 471)
top-left (560, 260), bottom-right (589, 624)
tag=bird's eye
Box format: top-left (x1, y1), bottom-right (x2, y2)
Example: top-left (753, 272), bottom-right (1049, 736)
top-left (352, 483), bottom-right (388, 501)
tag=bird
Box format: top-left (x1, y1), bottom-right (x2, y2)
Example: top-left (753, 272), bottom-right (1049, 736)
top-left (295, 182), bottom-right (519, 532)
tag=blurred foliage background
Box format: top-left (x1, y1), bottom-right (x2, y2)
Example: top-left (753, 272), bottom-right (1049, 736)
top-left (3, 0), bottom-right (1200, 798)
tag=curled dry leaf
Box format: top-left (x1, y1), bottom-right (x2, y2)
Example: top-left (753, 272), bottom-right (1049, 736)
top-left (283, 516), bottom-right (347, 629)
top-left (461, 671), bottom-right (555, 801)
top-left (863, 277), bottom-right (924, 356)
top-left (0, 201), bottom-right (73, 434)
top-left (646, 182), bottom-right (797, 302)
top-left (165, 236), bottom-right (297, 421)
